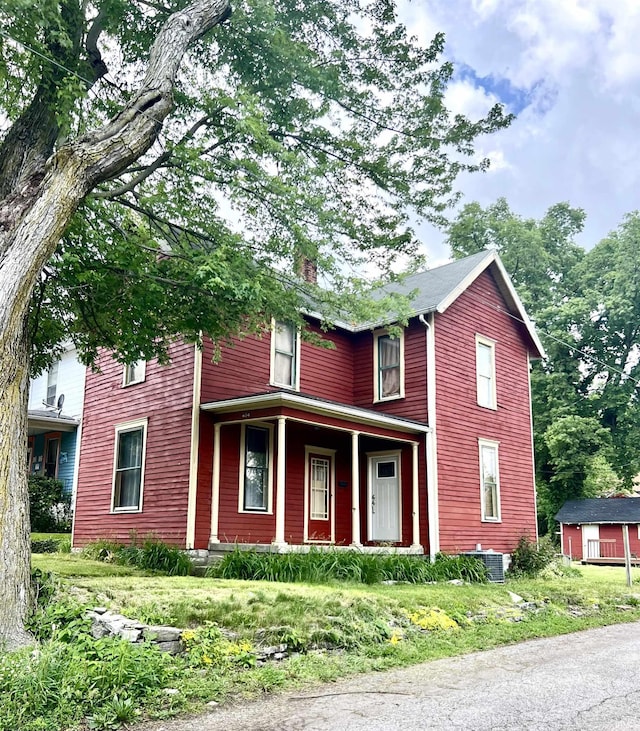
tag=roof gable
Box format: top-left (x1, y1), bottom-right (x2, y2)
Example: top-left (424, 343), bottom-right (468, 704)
top-left (359, 250), bottom-right (545, 358)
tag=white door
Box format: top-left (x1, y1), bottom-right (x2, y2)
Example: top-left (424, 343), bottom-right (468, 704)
top-left (582, 524), bottom-right (600, 559)
top-left (368, 454), bottom-right (400, 542)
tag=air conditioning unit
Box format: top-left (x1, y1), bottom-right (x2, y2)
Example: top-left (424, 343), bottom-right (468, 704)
top-left (464, 551), bottom-right (505, 583)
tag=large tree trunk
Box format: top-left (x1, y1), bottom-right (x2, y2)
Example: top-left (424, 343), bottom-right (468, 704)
top-left (0, 320), bottom-right (32, 651)
top-left (0, 0), bottom-right (230, 649)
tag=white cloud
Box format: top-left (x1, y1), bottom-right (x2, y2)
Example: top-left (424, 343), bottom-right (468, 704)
top-left (397, 0), bottom-right (640, 263)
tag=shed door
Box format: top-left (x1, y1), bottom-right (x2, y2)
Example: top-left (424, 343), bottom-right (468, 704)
top-left (582, 524), bottom-right (600, 559)
top-left (368, 454), bottom-right (400, 542)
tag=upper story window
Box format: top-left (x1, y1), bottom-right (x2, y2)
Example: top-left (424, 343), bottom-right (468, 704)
top-left (270, 321), bottom-right (299, 390)
top-left (46, 361), bottom-right (59, 406)
top-left (112, 419), bottom-right (148, 512)
top-left (123, 360), bottom-right (146, 387)
top-left (374, 330), bottom-right (404, 402)
top-left (476, 335), bottom-right (496, 409)
top-left (240, 424), bottom-right (273, 512)
top-left (479, 439), bottom-right (501, 522)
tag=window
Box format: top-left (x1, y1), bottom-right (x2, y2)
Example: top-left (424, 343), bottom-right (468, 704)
top-left (240, 425), bottom-right (273, 512)
top-left (476, 336), bottom-right (496, 409)
top-left (112, 419), bottom-right (148, 511)
top-left (46, 361), bottom-right (59, 406)
top-left (374, 330), bottom-right (404, 401)
top-left (123, 360), bottom-right (146, 386)
top-left (479, 439), bottom-right (500, 522)
top-left (270, 321), bottom-right (299, 389)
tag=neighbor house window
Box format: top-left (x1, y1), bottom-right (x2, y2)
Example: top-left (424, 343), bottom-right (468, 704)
top-left (46, 361), bottom-right (59, 406)
top-left (112, 419), bottom-right (148, 511)
top-left (240, 424), bottom-right (273, 512)
top-left (374, 330), bottom-right (404, 401)
top-left (476, 335), bottom-right (496, 409)
top-left (123, 360), bottom-right (146, 386)
top-left (479, 439), bottom-right (500, 522)
top-left (270, 321), bottom-right (299, 389)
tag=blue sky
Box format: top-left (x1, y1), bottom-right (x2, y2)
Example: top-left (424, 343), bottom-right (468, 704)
top-left (398, 0), bottom-right (640, 265)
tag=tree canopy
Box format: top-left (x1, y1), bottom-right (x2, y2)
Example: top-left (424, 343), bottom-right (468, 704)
top-left (1, 0), bottom-right (513, 371)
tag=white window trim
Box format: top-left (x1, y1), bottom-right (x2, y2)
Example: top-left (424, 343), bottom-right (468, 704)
top-left (122, 360), bottom-right (146, 387)
top-left (475, 334), bottom-right (497, 410)
top-left (373, 329), bottom-right (405, 403)
top-left (110, 417), bottom-right (148, 514)
top-left (479, 438), bottom-right (501, 523)
top-left (238, 422), bottom-right (275, 514)
top-left (269, 320), bottom-right (301, 391)
top-left (303, 446), bottom-right (336, 543)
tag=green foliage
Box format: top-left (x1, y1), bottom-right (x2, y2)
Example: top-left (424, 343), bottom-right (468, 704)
top-left (537, 415), bottom-right (612, 531)
top-left (0, 0), bottom-right (513, 372)
top-left (28, 475), bottom-right (71, 532)
top-left (508, 535), bottom-right (555, 579)
top-left (31, 539), bottom-right (59, 553)
top-left (83, 537), bottom-right (192, 576)
top-left (206, 548), bottom-right (487, 584)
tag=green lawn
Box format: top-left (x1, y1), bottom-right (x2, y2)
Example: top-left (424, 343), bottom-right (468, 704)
top-left (15, 554), bottom-right (640, 731)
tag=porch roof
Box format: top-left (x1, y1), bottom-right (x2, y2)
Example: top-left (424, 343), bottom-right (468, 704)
top-left (201, 391), bottom-right (431, 435)
top-left (556, 498), bottom-right (640, 525)
top-left (28, 409), bottom-right (79, 435)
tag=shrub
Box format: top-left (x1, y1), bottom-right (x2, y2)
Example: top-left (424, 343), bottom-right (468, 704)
top-left (508, 535), bottom-right (555, 578)
top-left (83, 536), bottom-right (192, 576)
top-left (206, 548), bottom-right (488, 584)
top-left (31, 539), bottom-right (60, 554)
top-left (28, 475), bottom-right (71, 532)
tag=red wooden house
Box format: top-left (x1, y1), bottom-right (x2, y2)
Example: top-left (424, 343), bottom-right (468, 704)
top-left (557, 498), bottom-right (640, 563)
top-left (72, 250), bottom-right (544, 562)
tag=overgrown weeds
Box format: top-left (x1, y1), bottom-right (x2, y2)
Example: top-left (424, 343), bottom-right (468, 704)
top-left (206, 548), bottom-right (488, 584)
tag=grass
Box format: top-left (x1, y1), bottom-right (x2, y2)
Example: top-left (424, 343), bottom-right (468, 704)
top-left (18, 554), bottom-right (640, 730)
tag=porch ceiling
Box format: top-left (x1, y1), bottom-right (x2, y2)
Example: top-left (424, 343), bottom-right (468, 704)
top-left (201, 391), bottom-right (430, 436)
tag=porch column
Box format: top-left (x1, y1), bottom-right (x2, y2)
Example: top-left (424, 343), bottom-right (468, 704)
top-left (411, 441), bottom-right (422, 551)
top-left (210, 423), bottom-right (221, 544)
top-left (273, 416), bottom-right (288, 548)
top-left (351, 430), bottom-right (362, 547)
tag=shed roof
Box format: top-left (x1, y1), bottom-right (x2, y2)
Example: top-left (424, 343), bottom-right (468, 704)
top-left (555, 498), bottom-right (640, 525)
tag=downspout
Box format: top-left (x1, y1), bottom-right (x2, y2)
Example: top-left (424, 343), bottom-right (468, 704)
top-left (419, 313), bottom-right (439, 560)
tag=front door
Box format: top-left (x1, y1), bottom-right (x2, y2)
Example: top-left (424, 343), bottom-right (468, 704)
top-left (582, 524), bottom-right (600, 559)
top-left (368, 454), bottom-right (401, 542)
top-left (44, 435), bottom-right (60, 479)
top-left (306, 451), bottom-right (333, 542)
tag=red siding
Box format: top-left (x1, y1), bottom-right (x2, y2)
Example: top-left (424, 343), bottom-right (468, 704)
top-left (353, 322), bottom-right (428, 423)
top-left (73, 342), bottom-right (196, 548)
top-left (434, 269), bottom-right (537, 554)
top-left (562, 523), bottom-right (640, 560)
top-left (200, 321), bottom-right (354, 404)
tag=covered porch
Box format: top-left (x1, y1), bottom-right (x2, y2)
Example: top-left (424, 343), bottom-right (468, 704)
top-left (201, 392), bottom-right (432, 554)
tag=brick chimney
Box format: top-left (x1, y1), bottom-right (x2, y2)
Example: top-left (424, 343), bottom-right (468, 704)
top-left (300, 256), bottom-right (317, 284)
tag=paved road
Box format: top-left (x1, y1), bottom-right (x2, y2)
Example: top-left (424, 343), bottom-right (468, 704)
top-left (141, 621), bottom-right (640, 730)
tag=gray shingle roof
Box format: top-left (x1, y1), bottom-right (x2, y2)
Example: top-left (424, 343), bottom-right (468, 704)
top-left (374, 250), bottom-right (492, 314)
top-left (556, 498), bottom-right (640, 524)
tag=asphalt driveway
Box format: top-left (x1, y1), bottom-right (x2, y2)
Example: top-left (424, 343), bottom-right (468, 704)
top-left (140, 621), bottom-right (640, 730)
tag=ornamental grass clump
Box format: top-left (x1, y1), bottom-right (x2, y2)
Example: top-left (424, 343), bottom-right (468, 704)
top-left (207, 548), bottom-right (488, 584)
top-left (82, 536), bottom-right (192, 576)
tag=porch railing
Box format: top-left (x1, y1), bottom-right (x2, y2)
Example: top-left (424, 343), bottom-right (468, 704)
top-left (586, 538), bottom-right (617, 559)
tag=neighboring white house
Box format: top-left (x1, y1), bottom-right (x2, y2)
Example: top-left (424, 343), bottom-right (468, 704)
top-left (28, 344), bottom-right (86, 496)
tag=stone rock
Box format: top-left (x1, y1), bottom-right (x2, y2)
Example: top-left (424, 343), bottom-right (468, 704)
top-left (507, 591), bottom-right (523, 604)
top-left (448, 579), bottom-right (464, 586)
top-left (164, 688), bottom-right (179, 695)
top-left (155, 640), bottom-right (184, 655)
top-left (144, 625), bottom-right (183, 643)
top-left (207, 701), bottom-right (219, 707)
